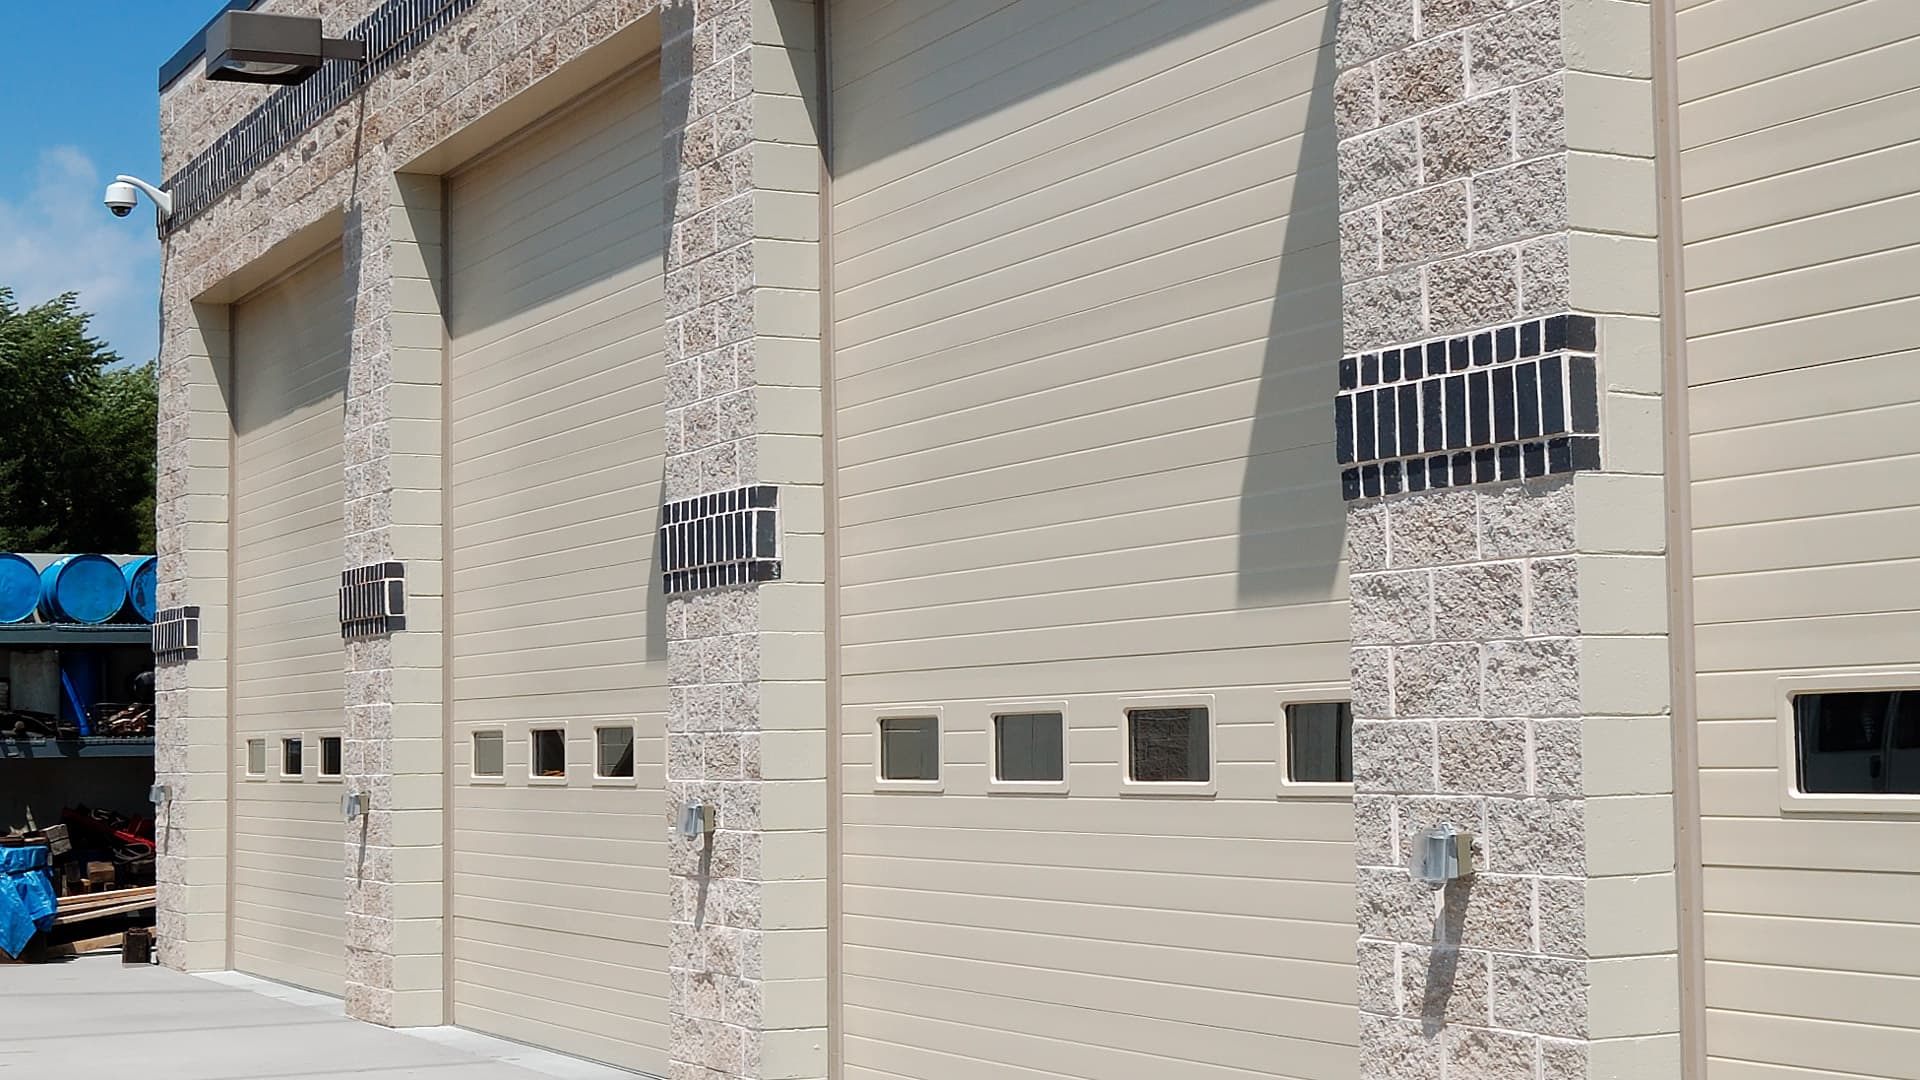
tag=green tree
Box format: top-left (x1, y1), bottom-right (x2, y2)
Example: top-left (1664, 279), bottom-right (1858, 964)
top-left (0, 289), bottom-right (157, 554)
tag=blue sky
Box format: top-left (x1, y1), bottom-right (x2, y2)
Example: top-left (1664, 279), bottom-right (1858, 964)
top-left (0, 3), bottom-right (227, 366)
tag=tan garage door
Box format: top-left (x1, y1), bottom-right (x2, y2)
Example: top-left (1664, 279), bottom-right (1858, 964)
top-left (830, 1), bottom-right (1352, 1077)
top-left (230, 248), bottom-right (350, 994)
top-left (445, 67), bottom-right (670, 1072)
top-left (1680, 1), bottom-right (1920, 1076)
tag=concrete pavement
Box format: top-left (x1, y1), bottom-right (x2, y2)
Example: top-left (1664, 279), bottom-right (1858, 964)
top-left (0, 956), bottom-right (638, 1079)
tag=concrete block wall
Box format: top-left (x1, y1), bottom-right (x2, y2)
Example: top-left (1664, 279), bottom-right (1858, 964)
top-left (661, 1), bottom-right (830, 1077)
top-left (339, 170), bottom-right (450, 1027)
top-left (1335, 0), bottom-right (1681, 1076)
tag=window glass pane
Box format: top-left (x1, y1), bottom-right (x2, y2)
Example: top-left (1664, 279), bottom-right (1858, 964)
top-left (598, 726), bottom-right (636, 778)
top-left (246, 739), bottom-right (266, 776)
top-left (532, 729), bottom-right (567, 778)
top-left (282, 738), bottom-right (302, 777)
top-left (1797, 692), bottom-right (1908, 794)
top-left (1889, 693), bottom-right (1920, 795)
top-left (880, 716), bottom-right (939, 781)
top-left (319, 736), bottom-right (342, 777)
top-left (995, 712), bottom-right (1065, 782)
top-left (1287, 701), bottom-right (1353, 783)
top-left (1128, 707), bottom-right (1209, 783)
top-left (472, 731), bottom-right (504, 778)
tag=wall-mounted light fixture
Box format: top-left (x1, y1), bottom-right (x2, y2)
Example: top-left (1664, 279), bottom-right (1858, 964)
top-left (205, 10), bottom-right (365, 85)
top-left (678, 803), bottom-right (715, 841)
top-left (1410, 824), bottom-right (1475, 889)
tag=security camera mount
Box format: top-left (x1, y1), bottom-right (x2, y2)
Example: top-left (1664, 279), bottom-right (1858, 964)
top-left (111, 174), bottom-right (173, 224)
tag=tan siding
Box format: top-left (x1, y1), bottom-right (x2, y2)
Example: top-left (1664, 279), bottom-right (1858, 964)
top-left (445, 69), bottom-right (669, 1074)
top-left (1680, 0), bottom-right (1920, 1075)
top-left (830, 1), bottom-right (1350, 1077)
top-left (230, 250), bottom-right (350, 995)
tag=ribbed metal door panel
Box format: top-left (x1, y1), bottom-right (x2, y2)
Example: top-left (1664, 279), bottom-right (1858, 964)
top-left (1680, 1), bottom-right (1920, 1076)
top-left (444, 68), bottom-right (670, 1073)
top-left (829, 2), bottom-right (1355, 1077)
top-left (230, 248), bottom-right (350, 995)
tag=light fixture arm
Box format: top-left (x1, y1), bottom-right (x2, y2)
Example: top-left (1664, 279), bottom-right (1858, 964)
top-left (116, 175), bottom-right (173, 221)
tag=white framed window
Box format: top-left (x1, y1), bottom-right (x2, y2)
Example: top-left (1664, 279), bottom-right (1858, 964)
top-left (244, 738), bottom-right (267, 779)
top-left (1279, 689), bottom-right (1354, 797)
top-left (595, 725), bottom-right (636, 782)
top-left (877, 713), bottom-right (941, 789)
top-left (317, 735), bottom-right (343, 781)
top-left (1779, 673), bottom-right (1920, 813)
top-left (990, 705), bottom-right (1068, 793)
top-left (281, 737), bottom-right (304, 780)
top-left (529, 727), bottom-right (568, 784)
top-left (1122, 696), bottom-right (1215, 795)
top-left (471, 730), bottom-right (505, 782)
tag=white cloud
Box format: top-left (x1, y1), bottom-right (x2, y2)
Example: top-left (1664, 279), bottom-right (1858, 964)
top-left (0, 147), bottom-right (160, 364)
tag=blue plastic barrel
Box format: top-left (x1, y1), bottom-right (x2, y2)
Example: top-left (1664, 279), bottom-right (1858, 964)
top-left (121, 556), bottom-right (157, 623)
top-left (60, 649), bottom-right (101, 734)
top-left (0, 554), bottom-right (37, 623)
top-left (39, 554), bottom-right (129, 625)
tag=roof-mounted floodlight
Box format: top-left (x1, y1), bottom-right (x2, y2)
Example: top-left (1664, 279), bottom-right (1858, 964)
top-left (205, 10), bottom-right (366, 85)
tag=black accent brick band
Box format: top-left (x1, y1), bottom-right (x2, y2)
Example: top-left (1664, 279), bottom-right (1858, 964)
top-left (1336, 314), bottom-right (1600, 501)
top-left (341, 562), bottom-right (406, 640)
top-left (154, 606), bottom-right (201, 663)
top-left (660, 485), bottom-right (782, 596)
top-left (162, 0), bottom-right (478, 232)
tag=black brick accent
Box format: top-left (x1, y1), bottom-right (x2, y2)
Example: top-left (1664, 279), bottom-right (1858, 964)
top-left (162, 0), bottom-right (479, 232)
top-left (153, 606), bottom-right (201, 664)
top-left (340, 561), bottom-right (406, 640)
top-left (1333, 315), bottom-right (1601, 500)
top-left (660, 485), bottom-right (782, 595)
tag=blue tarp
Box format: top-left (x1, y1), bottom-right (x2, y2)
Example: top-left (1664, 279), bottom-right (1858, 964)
top-left (0, 845), bottom-right (57, 958)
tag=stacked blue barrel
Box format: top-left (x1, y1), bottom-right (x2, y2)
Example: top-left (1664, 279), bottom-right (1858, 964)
top-left (0, 554), bottom-right (160, 739)
top-left (0, 554), bottom-right (158, 626)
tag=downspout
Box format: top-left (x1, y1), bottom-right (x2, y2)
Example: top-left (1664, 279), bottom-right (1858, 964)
top-left (1650, 0), bottom-right (1707, 1076)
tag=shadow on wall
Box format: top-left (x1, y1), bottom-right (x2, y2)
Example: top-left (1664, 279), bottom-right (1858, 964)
top-left (1238, 0), bottom-right (1346, 607)
top-left (812, 0), bottom-right (1348, 614)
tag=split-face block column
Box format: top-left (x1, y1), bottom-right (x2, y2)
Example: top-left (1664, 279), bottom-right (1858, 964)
top-left (661, 1), bottom-right (829, 1079)
top-left (1335, 0), bottom-right (1681, 1076)
top-left (341, 170), bottom-right (450, 1028)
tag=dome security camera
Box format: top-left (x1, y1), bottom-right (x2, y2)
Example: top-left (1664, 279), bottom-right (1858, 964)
top-left (104, 181), bottom-right (139, 217)
top-left (103, 175), bottom-right (173, 224)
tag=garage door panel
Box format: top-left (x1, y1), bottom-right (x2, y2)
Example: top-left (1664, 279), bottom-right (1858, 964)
top-left (452, 268), bottom-right (662, 370)
top-left (833, 0), bottom-right (1297, 214)
top-left (840, 0), bottom-right (1355, 1011)
top-left (230, 250), bottom-right (348, 997)
top-left (452, 395), bottom-right (659, 471)
top-left (836, 257), bottom-right (1290, 390)
top-left (445, 68), bottom-right (669, 1073)
top-left (453, 332), bottom-right (662, 424)
top-left (837, 76), bottom-right (1311, 294)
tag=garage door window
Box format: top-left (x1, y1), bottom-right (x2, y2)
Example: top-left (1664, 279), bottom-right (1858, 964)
top-left (531, 728), bottom-right (568, 782)
top-left (597, 725), bottom-right (635, 780)
top-left (994, 712), bottom-right (1065, 785)
top-left (1286, 701), bottom-right (1353, 785)
top-left (472, 730), bottom-right (504, 780)
top-left (879, 716), bottom-right (939, 784)
top-left (1127, 707), bottom-right (1211, 785)
top-left (1796, 690), bottom-right (1920, 795)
